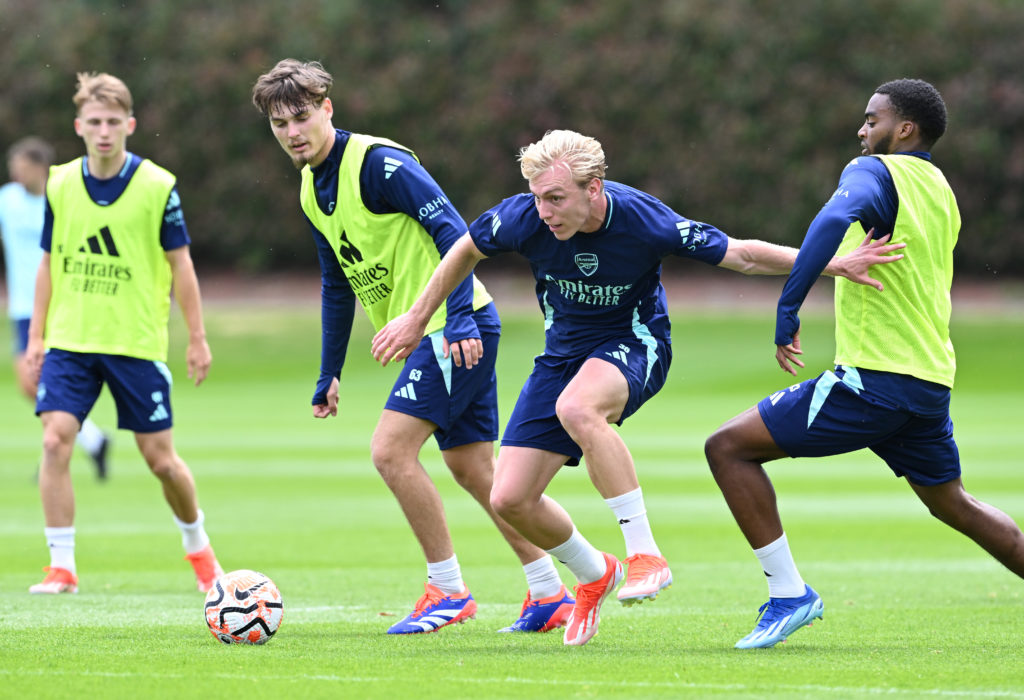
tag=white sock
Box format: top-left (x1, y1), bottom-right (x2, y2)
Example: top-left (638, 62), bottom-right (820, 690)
top-left (426, 554), bottom-right (465, 595)
top-left (523, 555), bottom-right (563, 600)
top-left (75, 418), bottom-right (106, 455)
top-left (173, 509), bottom-right (211, 554)
top-left (546, 528), bottom-right (606, 584)
top-left (45, 526), bottom-right (76, 574)
top-left (605, 487), bottom-right (661, 558)
top-left (754, 533), bottom-right (806, 598)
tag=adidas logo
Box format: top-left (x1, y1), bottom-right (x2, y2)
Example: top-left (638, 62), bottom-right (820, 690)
top-left (383, 157), bottom-right (404, 180)
top-left (491, 213), bottom-right (501, 236)
top-left (605, 350), bottom-right (628, 365)
top-left (394, 382), bottom-right (418, 400)
top-left (676, 220), bottom-right (691, 245)
top-left (149, 390), bottom-right (168, 422)
top-left (78, 226), bottom-right (120, 256)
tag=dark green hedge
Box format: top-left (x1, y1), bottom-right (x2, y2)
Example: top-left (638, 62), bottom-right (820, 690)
top-left (3, 0), bottom-right (1022, 275)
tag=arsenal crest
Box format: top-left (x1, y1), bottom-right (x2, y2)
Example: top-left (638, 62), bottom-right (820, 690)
top-left (574, 253), bottom-right (599, 276)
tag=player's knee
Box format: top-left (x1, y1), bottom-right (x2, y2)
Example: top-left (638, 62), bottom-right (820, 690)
top-left (371, 443), bottom-right (411, 483)
top-left (555, 398), bottom-right (598, 441)
top-left (448, 463), bottom-right (487, 496)
top-left (145, 456), bottom-right (177, 480)
top-left (41, 425), bottom-right (75, 460)
top-left (489, 488), bottom-right (525, 523)
top-left (704, 423), bottom-right (745, 478)
top-left (138, 444), bottom-right (180, 480)
top-left (704, 427), bottom-right (734, 473)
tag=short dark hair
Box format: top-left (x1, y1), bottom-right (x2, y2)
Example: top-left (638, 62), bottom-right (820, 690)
top-left (874, 78), bottom-right (947, 148)
top-left (252, 59), bottom-right (333, 116)
top-left (7, 136), bottom-right (55, 167)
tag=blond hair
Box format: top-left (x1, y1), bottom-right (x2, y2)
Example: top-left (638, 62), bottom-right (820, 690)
top-left (518, 129), bottom-right (607, 184)
top-left (251, 59), bottom-right (333, 116)
top-left (73, 72), bottom-right (133, 114)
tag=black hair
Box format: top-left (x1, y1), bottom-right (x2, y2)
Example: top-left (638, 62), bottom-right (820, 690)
top-left (874, 78), bottom-right (947, 148)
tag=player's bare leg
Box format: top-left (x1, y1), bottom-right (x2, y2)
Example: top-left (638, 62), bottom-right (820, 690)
top-left (441, 440), bottom-right (549, 564)
top-left (554, 358), bottom-right (636, 498)
top-left (490, 446), bottom-right (573, 549)
top-left (909, 478), bottom-right (1024, 578)
top-left (32, 410), bottom-right (84, 593)
top-left (371, 409), bottom-right (457, 562)
top-left (706, 407), bottom-right (822, 649)
top-left (38, 410), bottom-right (80, 527)
top-left (491, 445), bottom-right (621, 645)
top-left (136, 428), bottom-right (199, 523)
top-left (704, 406), bottom-right (789, 549)
top-left (136, 428), bottom-right (221, 591)
top-left (556, 358), bottom-right (672, 604)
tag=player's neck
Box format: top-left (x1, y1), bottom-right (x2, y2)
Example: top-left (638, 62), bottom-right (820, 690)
top-left (580, 192), bottom-right (608, 233)
top-left (86, 151), bottom-right (128, 180)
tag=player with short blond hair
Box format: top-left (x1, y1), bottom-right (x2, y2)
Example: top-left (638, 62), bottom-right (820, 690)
top-left (373, 128), bottom-right (899, 645)
top-left (26, 71), bottom-right (222, 595)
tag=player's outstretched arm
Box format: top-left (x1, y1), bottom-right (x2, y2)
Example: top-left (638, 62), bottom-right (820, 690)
top-left (823, 231), bottom-right (905, 291)
top-left (166, 246), bottom-right (212, 386)
top-left (371, 233), bottom-right (486, 367)
top-left (718, 231), bottom-right (903, 284)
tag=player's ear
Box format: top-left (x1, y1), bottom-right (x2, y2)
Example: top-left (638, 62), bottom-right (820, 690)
top-left (126, 116), bottom-right (137, 136)
top-left (898, 120), bottom-right (916, 141)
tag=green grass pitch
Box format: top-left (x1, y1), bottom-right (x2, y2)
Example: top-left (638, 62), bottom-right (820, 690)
top-left (1, 294), bottom-right (1023, 699)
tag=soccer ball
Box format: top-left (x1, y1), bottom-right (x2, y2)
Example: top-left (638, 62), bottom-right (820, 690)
top-left (204, 569), bottom-right (284, 644)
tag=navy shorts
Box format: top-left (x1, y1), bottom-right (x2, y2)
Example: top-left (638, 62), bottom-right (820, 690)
top-left (11, 318), bottom-right (30, 354)
top-left (383, 322), bottom-right (500, 451)
top-left (758, 365), bottom-right (961, 486)
top-left (36, 348), bottom-right (174, 433)
top-left (502, 334), bottom-right (672, 465)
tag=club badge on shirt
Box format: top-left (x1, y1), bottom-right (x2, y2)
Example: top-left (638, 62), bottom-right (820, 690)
top-left (575, 253), bottom-right (598, 276)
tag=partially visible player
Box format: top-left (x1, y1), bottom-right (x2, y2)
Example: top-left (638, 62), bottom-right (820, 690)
top-left (251, 59), bottom-right (573, 635)
top-left (1, 137), bottom-right (109, 478)
top-left (372, 129), bottom-right (898, 645)
top-left (705, 78), bottom-right (1024, 649)
top-left (25, 72), bottom-right (223, 594)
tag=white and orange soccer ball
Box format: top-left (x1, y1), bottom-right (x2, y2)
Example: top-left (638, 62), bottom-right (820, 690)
top-left (204, 569), bottom-right (284, 644)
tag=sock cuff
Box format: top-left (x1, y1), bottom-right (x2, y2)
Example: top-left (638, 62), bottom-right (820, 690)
top-left (44, 526), bottom-right (75, 538)
top-left (522, 555), bottom-right (556, 578)
top-left (545, 527), bottom-right (581, 558)
top-left (426, 554), bottom-right (460, 575)
top-left (174, 509), bottom-right (205, 530)
top-left (603, 487), bottom-right (643, 510)
top-left (753, 533), bottom-right (789, 558)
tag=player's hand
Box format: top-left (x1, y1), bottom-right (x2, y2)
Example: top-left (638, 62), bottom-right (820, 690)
top-left (186, 337), bottom-right (212, 386)
top-left (313, 377), bottom-right (340, 418)
top-left (775, 327), bottom-right (805, 376)
top-left (444, 336), bottom-right (483, 369)
top-left (837, 230), bottom-right (905, 291)
top-left (24, 337), bottom-right (45, 383)
top-left (372, 312), bottom-right (427, 367)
